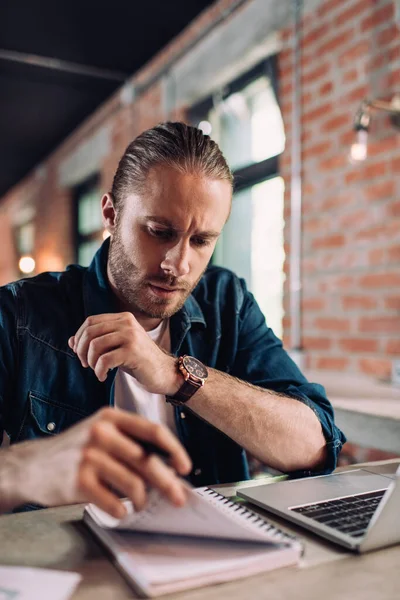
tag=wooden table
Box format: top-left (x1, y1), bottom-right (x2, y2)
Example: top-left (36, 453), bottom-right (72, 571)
top-left (1, 462), bottom-right (400, 600)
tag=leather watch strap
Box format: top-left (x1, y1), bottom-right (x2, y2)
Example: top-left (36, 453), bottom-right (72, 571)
top-left (166, 378), bottom-right (202, 405)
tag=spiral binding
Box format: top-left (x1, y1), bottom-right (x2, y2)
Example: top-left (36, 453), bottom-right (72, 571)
top-left (202, 487), bottom-right (297, 545)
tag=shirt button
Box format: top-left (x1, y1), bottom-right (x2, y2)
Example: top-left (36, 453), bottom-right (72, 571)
top-left (194, 468), bottom-right (202, 476)
top-left (47, 422), bottom-right (56, 432)
top-left (180, 412), bottom-right (186, 419)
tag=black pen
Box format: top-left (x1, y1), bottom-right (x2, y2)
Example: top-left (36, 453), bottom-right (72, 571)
top-left (139, 440), bottom-right (170, 459)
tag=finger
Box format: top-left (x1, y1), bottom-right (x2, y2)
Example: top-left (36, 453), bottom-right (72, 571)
top-left (133, 453), bottom-right (188, 507)
top-left (93, 348), bottom-right (127, 381)
top-left (75, 323), bottom-right (125, 368)
top-left (88, 333), bottom-right (129, 375)
top-left (110, 411), bottom-right (192, 476)
top-left (82, 447), bottom-right (147, 511)
top-left (90, 419), bottom-right (148, 465)
top-left (78, 462), bottom-right (127, 519)
top-left (73, 313), bottom-right (127, 355)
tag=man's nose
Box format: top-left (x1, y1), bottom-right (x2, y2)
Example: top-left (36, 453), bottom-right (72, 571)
top-left (160, 240), bottom-right (190, 278)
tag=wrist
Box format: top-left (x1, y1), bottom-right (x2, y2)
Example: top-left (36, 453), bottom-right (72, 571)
top-left (0, 444), bottom-right (32, 511)
top-left (165, 355), bottom-right (183, 396)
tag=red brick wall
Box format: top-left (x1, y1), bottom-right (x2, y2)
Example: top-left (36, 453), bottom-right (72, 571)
top-left (279, 0), bottom-right (400, 381)
top-left (0, 0), bottom-right (399, 384)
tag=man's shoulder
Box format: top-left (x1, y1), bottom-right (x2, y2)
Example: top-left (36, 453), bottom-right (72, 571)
top-left (2, 263), bottom-right (85, 295)
top-left (0, 264), bottom-right (86, 317)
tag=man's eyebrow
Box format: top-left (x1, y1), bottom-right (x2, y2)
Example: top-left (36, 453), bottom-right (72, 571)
top-left (144, 216), bottom-right (220, 238)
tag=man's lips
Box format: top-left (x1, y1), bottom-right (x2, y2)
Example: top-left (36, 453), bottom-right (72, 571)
top-left (148, 283), bottom-right (185, 297)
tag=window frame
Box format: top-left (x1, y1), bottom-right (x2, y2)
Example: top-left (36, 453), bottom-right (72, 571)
top-left (73, 173), bottom-right (102, 265)
top-left (188, 55), bottom-right (281, 193)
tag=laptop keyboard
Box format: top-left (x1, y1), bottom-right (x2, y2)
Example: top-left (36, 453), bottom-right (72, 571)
top-left (290, 489), bottom-right (386, 538)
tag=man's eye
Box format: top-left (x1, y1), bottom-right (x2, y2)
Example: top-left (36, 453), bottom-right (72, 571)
top-left (148, 227), bottom-right (174, 240)
top-left (191, 236), bottom-right (210, 247)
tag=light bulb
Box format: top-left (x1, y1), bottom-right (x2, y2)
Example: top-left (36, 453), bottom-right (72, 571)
top-left (19, 256), bottom-right (35, 274)
top-left (350, 129), bottom-right (368, 162)
top-left (198, 121), bottom-right (212, 135)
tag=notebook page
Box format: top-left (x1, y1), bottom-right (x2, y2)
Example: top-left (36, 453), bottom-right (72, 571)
top-left (112, 530), bottom-right (298, 585)
top-left (86, 486), bottom-right (294, 545)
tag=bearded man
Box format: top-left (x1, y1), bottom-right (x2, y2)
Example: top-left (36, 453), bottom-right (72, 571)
top-left (0, 122), bottom-right (345, 517)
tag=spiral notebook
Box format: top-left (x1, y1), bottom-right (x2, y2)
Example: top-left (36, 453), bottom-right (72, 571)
top-left (83, 485), bottom-right (302, 597)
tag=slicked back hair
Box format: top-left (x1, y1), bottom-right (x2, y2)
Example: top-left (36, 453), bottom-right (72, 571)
top-left (110, 122), bottom-right (233, 207)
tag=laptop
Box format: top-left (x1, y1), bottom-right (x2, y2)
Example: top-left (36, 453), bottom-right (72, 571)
top-left (237, 467), bottom-right (400, 552)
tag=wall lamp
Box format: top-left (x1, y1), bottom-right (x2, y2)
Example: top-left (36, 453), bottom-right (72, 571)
top-left (350, 94), bottom-right (400, 162)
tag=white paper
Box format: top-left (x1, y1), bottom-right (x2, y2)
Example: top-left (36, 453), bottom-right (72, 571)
top-left (0, 567), bottom-right (81, 600)
top-left (87, 485), bottom-right (288, 544)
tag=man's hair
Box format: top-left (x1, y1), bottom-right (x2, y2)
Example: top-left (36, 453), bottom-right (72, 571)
top-left (110, 122), bottom-right (233, 207)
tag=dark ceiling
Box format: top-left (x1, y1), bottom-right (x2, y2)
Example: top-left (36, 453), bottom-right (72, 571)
top-left (0, 0), bottom-right (215, 198)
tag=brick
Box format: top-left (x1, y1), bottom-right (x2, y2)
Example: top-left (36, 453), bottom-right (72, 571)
top-left (368, 136), bottom-right (399, 157)
top-left (319, 29), bottom-right (354, 55)
top-left (319, 81), bottom-right (333, 96)
top-left (387, 246), bottom-right (400, 263)
top-left (303, 102), bottom-right (333, 124)
top-left (339, 209), bottom-right (369, 229)
top-left (303, 141), bottom-right (332, 158)
top-left (377, 25), bottom-right (399, 46)
top-left (342, 68), bottom-right (358, 84)
top-left (316, 357), bottom-right (349, 370)
top-left (302, 23), bottom-right (330, 47)
top-left (359, 358), bottom-right (392, 379)
top-left (368, 248), bottom-right (385, 266)
top-left (359, 272), bottom-right (400, 288)
top-left (384, 296), bottom-right (400, 310)
top-left (359, 316), bottom-right (400, 334)
top-left (318, 155), bottom-right (348, 170)
top-left (387, 201), bottom-right (400, 218)
top-left (343, 85), bottom-right (370, 104)
top-left (321, 113), bottom-right (350, 133)
top-left (334, 0), bottom-right (370, 26)
top-left (339, 40), bottom-right (370, 65)
top-left (315, 317), bottom-right (350, 332)
top-left (365, 180), bottom-right (395, 202)
top-left (362, 161), bottom-right (387, 179)
top-left (361, 4), bottom-right (394, 32)
top-left (312, 234), bottom-right (346, 250)
top-left (387, 340), bottom-right (400, 355)
top-left (355, 222), bottom-right (400, 242)
top-left (320, 193), bottom-right (354, 212)
top-left (342, 296), bottom-right (377, 310)
top-left (302, 63), bottom-right (331, 85)
top-left (339, 338), bottom-right (378, 353)
top-left (303, 336), bottom-right (332, 351)
top-left (301, 297), bottom-right (326, 311)
top-left (392, 156), bottom-right (400, 173)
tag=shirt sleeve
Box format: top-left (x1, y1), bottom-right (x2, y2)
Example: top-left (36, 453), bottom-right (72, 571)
top-left (230, 281), bottom-right (346, 477)
top-left (0, 285), bottom-right (18, 445)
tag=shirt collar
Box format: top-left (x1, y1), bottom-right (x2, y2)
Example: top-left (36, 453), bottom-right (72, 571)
top-left (83, 238), bottom-right (206, 328)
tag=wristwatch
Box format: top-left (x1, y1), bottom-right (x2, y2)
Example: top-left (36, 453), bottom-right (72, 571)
top-left (166, 355), bottom-right (208, 406)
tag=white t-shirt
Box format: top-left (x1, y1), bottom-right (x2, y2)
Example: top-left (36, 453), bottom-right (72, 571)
top-left (114, 319), bottom-right (177, 434)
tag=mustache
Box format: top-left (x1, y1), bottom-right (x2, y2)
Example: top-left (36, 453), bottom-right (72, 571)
top-left (148, 274), bottom-right (191, 291)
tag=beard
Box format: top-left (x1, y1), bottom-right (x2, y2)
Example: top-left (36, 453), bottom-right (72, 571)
top-left (107, 228), bottom-right (204, 320)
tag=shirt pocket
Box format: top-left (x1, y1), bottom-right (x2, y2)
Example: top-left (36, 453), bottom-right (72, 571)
top-left (16, 391), bottom-right (88, 441)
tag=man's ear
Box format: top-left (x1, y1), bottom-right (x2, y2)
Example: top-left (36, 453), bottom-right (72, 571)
top-left (101, 193), bottom-right (117, 234)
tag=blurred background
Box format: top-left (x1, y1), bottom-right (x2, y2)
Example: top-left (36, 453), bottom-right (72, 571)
top-left (0, 0), bottom-right (399, 467)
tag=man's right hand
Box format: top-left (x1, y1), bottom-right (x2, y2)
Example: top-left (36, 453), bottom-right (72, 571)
top-left (1, 407), bottom-right (192, 518)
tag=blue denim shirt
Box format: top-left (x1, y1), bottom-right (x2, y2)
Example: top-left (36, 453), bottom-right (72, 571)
top-left (0, 240), bottom-right (345, 488)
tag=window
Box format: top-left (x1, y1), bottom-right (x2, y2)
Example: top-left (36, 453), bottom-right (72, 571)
top-left (190, 58), bottom-right (286, 337)
top-left (74, 175), bottom-right (105, 266)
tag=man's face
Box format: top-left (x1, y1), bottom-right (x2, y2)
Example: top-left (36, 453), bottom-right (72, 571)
top-left (106, 165), bottom-right (232, 325)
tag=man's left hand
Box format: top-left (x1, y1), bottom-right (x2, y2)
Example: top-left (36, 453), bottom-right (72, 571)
top-left (68, 313), bottom-right (180, 395)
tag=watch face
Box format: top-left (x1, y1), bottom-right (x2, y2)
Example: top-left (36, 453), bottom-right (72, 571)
top-left (182, 356), bottom-right (208, 380)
